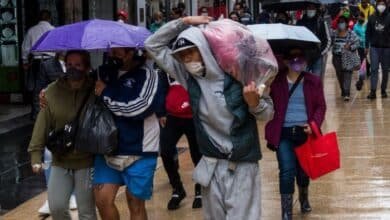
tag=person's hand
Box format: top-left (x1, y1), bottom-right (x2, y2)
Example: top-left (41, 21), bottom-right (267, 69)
top-left (365, 48), bottom-right (369, 55)
top-left (95, 80), bottom-right (106, 96)
top-left (39, 89), bottom-right (47, 109)
top-left (159, 117), bottom-right (167, 128)
top-left (32, 163), bottom-right (43, 174)
top-left (344, 43), bottom-right (351, 50)
top-left (243, 81), bottom-right (260, 108)
top-left (303, 123), bottom-right (312, 135)
top-left (183, 16), bottom-right (213, 25)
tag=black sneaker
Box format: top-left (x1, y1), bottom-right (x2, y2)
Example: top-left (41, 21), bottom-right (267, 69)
top-left (167, 187), bottom-right (186, 210)
top-left (367, 91), bottom-right (376, 100)
top-left (192, 184), bottom-right (202, 209)
top-left (192, 195), bottom-right (202, 209)
top-left (381, 90), bottom-right (388, 98)
top-left (355, 80), bottom-right (363, 91)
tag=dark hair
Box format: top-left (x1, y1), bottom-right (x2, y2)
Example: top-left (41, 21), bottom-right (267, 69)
top-left (172, 7), bottom-right (183, 17)
top-left (338, 15), bottom-right (349, 23)
top-left (229, 11), bottom-right (240, 19)
top-left (177, 2), bottom-right (186, 10)
top-left (122, 48), bottom-right (147, 66)
top-left (65, 50), bottom-right (91, 68)
top-left (39, 9), bottom-right (51, 21)
top-left (234, 2), bottom-right (243, 9)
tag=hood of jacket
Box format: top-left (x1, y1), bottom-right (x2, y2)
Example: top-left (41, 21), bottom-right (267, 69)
top-left (173, 26), bottom-right (225, 81)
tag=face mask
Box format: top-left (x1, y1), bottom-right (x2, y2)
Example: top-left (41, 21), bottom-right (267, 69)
top-left (201, 12), bottom-right (208, 16)
top-left (358, 19), bottom-right (365, 24)
top-left (288, 57), bottom-right (306, 73)
top-left (155, 20), bottom-right (162, 24)
top-left (184, 62), bottom-right (205, 76)
top-left (342, 11), bottom-right (350, 18)
top-left (338, 22), bottom-right (347, 30)
top-left (107, 56), bottom-right (124, 70)
top-left (307, 10), bottom-right (317, 18)
top-left (66, 67), bottom-right (85, 81)
top-left (377, 5), bottom-right (386, 13)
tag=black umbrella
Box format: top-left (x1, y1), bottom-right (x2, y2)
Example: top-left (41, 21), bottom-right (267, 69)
top-left (261, 0), bottom-right (321, 11)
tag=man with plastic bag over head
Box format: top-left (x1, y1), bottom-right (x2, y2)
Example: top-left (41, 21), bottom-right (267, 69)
top-left (145, 16), bottom-right (274, 220)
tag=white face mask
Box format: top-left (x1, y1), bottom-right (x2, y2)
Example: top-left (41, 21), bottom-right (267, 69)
top-left (377, 5), bottom-right (386, 13)
top-left (184, 62), bottom-right (205, 76)
top-left (307, 10), bottom-right (317, 18)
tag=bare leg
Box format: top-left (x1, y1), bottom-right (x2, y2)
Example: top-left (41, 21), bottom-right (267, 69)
top-left (94, 184), bottom-right (121, 220)
top-left (126, 190), bottom-right (147, 220)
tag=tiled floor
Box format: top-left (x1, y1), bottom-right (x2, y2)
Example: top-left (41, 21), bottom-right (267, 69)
top-left (4, 60), bottom-right (390, 219)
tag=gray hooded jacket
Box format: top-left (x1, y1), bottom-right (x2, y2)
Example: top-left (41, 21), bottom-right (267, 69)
top-left (145, 18), bottom-right (273, 156)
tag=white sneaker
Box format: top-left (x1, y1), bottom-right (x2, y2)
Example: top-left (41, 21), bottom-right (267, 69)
top-left (69, 195), bottom-right (78, 210)
top-left (38, 200), bottom-right (50, 215)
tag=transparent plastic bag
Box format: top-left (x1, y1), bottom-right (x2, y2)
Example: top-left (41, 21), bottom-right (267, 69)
top-left (201, 19), bottom-right (278, 87)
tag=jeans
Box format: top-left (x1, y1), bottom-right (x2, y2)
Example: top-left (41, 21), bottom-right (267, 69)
top-left (369, 47), bottom-right (390, 91)
top-left (160, 115), bottom-right (202, 189)
top-left (44, 148), bottom-right (52, 185)
top-left (276, 138), bottom-right (309, 194)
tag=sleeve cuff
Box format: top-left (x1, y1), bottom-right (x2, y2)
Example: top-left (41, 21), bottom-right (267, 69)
top-left (30, 151), bottom-right (43, 165)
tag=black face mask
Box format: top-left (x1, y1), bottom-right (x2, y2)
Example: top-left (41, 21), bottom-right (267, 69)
top-left (66, 67), bottom-right (85, 81)
top-left (106, 56), bottom-right (124, 70)
top-left (358, 19), bottom-right (365, 24)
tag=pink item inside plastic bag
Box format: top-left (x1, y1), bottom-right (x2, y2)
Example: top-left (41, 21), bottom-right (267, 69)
top-left (201, 19), bottom-right (278, 86)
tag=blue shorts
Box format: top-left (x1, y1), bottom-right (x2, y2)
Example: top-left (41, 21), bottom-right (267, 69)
top-left (93, 155), bottom-right (157, 200)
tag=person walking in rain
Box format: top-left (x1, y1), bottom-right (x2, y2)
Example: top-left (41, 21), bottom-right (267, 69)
top-left (297, 3), bottom-right (331, 80)
top-left (28, 50), bottom-right (97, 220)
top-left (22, 10), bottom-right (55, 119)
top-left (331, 15), bottom-right (360, 101)
top-left (145, 16), bottom-right (274, 220)
top-left (93, 47), bottom-right (165, 220)
top-left (365, 0), bottom-right (390, 99)
top-left (265, 47), bottom-right (326, 220)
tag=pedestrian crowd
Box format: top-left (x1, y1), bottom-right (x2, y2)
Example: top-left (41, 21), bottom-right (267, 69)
top-left (21, 0), bottom-right (389, 220)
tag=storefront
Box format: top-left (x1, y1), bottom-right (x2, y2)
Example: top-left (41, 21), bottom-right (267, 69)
top-left (0, 0), bottom-right (118, 104)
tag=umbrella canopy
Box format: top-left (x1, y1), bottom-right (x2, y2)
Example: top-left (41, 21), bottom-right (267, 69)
top-left (31, 19), bottom-right (152, 52)
top-left (247, 24), bottom-right (321, 48)
top-left (247, 23), bottom-right (321, 54)
top-left (261, 0), bottom-right (321, 11)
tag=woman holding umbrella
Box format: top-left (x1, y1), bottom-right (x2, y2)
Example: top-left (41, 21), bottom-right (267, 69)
top-left (265, 47), bottom-right (326, 220)
top-left (28, 50), bottom-right (97, 220)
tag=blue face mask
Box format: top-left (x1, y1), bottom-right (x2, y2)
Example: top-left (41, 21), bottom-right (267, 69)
top-left (338, 22), bottom-right (347, 30)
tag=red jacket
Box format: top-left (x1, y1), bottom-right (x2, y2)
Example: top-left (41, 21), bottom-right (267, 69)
top-left (265, 71), bottom-right (326, 148)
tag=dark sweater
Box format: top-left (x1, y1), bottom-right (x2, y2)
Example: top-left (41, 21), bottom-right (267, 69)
top-left (365, 10), bottom-right (390, 48)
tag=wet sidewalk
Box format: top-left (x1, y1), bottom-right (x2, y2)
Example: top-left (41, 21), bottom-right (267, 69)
top-left (3, 61), bottom-right (390, 219)
top-left (0, 105), bottom-right (47, 215)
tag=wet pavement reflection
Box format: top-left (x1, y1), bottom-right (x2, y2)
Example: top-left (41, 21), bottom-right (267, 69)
top-left (0, 106), bottom-right (46, 214)
top-left (3, 60), bottom-right (390, 219)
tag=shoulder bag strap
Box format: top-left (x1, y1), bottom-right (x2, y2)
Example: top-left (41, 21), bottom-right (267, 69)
top-left (288, 72), bottom-right (305, 98)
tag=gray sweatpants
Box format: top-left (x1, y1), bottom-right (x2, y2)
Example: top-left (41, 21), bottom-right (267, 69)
top-left (202, 160), bottom-right (261, 220)
top-left (48, 166), bottom-right (97, 220)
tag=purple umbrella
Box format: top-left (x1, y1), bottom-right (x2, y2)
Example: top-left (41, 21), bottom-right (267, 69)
top-left (31, 19), bottom-right (152, 52)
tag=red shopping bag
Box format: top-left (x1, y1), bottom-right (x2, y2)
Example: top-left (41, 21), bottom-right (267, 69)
top-left (294, 122), bottom-right (340, 180)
